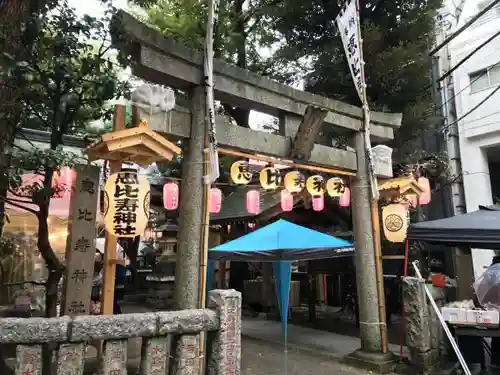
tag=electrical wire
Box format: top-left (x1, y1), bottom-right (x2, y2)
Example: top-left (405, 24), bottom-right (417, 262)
top-left (440, 83), bottom-right (500, 134)
top-left (430, 0), bottom-right (500, 56)
top-left (438, 29), bottom-right (500, 83)
top-left (420, 56), bottom-right (500, 125)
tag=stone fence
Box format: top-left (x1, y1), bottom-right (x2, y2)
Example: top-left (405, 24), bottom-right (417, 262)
top-left (0, 289), bottom-right (241, 375)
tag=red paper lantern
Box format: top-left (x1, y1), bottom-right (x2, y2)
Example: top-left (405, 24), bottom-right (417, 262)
top-left (59, 167), bottom-right (76, 189)
top-left (339, 187), bottom-right (350, 207)
top-left (280, 190), bottom-right (294, 212)
top-left (418, 177), bottom-right (431, 206)
top-left (312, 195), bottom-right (324, 211)
top-left (52, 167), bottom-right (77, 198)
top-left (163, 182), bottom-right (179, 210)
top-left (209, 187), bottom-right (222, 214)
top-left (246, 190), bottom-right (260, 215)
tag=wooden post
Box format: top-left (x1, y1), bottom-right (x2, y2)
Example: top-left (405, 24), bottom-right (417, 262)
top-left (100, 104), bottom-right (126, 315)
top-left (61, 166), bottom-right (100, 316)
top-left (371, 199), bottom-right (389, 354)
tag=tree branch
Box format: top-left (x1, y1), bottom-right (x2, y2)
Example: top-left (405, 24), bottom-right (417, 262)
top-left (7, 188), bottom-right (31, 200)
top-left (0, 196), bottom-right (38, 215)
top-left (1, 280), bottom-right (46, 287)
top-left (242, 0), bottom-right (283, 24)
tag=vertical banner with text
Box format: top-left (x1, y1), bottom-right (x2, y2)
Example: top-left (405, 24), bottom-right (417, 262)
top-left (203, 0), bottom-right (221, 184)
top-left (336, 0), bottom-right (379, 199)
top-left (61, 166), bottom-right (100, 316)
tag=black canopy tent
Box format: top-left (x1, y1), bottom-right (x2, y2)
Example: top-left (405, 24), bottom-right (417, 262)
top-left (407, 205), bottom-right (500, 249)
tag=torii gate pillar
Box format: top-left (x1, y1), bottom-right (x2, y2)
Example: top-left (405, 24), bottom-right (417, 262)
top-left (344, 131), bottom-right (394, 373)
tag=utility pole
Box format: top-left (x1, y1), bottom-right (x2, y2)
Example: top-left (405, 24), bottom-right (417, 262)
top-left (434, 10), bottom-right (470, 301)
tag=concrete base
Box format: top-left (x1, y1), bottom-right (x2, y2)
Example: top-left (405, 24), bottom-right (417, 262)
top-left (342, 349), bottom-right (396, 374)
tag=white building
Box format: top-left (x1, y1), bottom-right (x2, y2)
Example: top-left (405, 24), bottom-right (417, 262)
top-left (447, 0), bottom-right (500, 278)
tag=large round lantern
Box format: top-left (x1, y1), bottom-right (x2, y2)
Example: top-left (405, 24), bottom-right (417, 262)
top-left (209, 187), bottom-right (222, 214)
top-left (339, 187), bottom-right (351, 208)
top-left (382, 203), bottom-right (408, 243)
top-left (280, 190), bottom-right (294, 212)
top-left (312, 195), bottom-right (324, 211)
top-left (163, 182), bottom-right (179, 210)
top-left (306, 175), bottom-right (324, 196)
top-left (259, 167), bottom-right (282, 190)
top-left (284, 171), bottom-right (305, 193)
top-left (326, 177), bottom-right (345, 197)
top-left (230, 161), bottom-right (253, 185)
top-left (104, 170), bottom-right (150, 238)
top-left (418, 177), bottom-right (431, 206)
top-left (246, 190), bottom-right (260, 214)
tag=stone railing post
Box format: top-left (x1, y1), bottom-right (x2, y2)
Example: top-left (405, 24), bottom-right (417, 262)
top-left (207, 289), bottom-right (242, 375)
top-left (403, 277), bottom-right (442, 372)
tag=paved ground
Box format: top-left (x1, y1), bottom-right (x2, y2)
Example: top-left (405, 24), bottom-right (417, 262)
top-left (241, 338), bottom-right (372, 375)
top-left (242, 317), bottom-right (408, 359)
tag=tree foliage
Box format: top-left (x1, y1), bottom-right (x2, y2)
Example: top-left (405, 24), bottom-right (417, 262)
top-left (269, 0), bottom-right (443, 150)
top-left (0, 0), bottom-right (129, 321)
top-left (134, 0), bottom-right (280, 128)
top-left (137, 0), bottom-right (446, 171)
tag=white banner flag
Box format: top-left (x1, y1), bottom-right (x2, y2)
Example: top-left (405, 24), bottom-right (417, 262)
top-left (336, 0), bottom-right (365, 103)
top-left (337, 0), bottom-right (379, 199)
top-left (203, 0), bottom-right (220, 184)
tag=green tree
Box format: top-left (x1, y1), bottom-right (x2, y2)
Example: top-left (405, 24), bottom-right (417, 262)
top-left (0, 0), bottom-right (60, 234)
top-left (134, 0), bottom-right (280, 128)
top-left (269, 0), bottom-right (444, 162)
top-left (0, 0), bottom-right (129, 326)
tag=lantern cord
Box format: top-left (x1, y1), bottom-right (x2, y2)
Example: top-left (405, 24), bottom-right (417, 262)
top-left (154, 176), bottom-right (354, 190)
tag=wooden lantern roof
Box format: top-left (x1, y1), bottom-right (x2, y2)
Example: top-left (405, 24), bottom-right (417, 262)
top-left (377, 175), bottom-right (424, 200)
top-left (86, 122), bottom-right (182, 165)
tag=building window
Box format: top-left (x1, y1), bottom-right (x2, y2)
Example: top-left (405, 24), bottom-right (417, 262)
top-left (469, 64), bottom-right (500, 93)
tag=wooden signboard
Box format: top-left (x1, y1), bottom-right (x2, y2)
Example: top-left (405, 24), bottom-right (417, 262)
top-left (61, 166), bottom-right (100, 316)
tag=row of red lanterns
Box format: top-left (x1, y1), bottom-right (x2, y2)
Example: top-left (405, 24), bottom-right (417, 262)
top-left (163, 182), bottom-right (351, 215)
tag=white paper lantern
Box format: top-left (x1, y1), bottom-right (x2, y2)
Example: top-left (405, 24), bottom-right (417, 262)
top-left (382, 203), bottom-right (408, 243)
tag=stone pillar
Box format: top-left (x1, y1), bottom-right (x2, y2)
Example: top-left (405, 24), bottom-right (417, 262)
top-left (174, 86), bottom-right (206, 310)
top-left (344, 131), bottom-right (393, 373)
top-left (403, 277), bottom-right (445, 372)
top-left (207, 289), bottom-right (242, 375)
top-left (278, 113), bottom-right (301, 137)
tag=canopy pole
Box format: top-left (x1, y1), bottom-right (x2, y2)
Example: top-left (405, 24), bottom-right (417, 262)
top-left (399, 239), bottom-right (410, 361)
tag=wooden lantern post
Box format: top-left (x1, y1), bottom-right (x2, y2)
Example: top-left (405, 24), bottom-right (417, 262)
top-left (101, 104), bottom-right (125, 315)
top-left (85, 103), bottom-right (182, 316)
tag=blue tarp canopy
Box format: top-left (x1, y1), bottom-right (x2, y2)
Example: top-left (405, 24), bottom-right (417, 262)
top-left (206, 219), bottom-right (355, 343)
top-left (208, 219), bottom-right (355, 262)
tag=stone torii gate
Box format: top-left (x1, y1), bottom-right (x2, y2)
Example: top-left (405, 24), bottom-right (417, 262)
top-left (112, 11), bottom-right (402, 372)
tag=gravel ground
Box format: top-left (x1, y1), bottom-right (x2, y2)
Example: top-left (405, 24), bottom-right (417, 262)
top-left (241, 338), bottom-right (372, 375)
